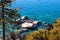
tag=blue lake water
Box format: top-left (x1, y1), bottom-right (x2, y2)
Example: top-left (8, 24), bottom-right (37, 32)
top-left (10, 0), bottom-right (60, 24)
top-left (0, 0), bottom-right (60, 38)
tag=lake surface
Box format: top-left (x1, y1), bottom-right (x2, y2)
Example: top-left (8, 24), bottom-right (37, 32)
top-left (10, 0), bottom-right (60, 24)
top-left (0, 0), bottom-right (60, 38)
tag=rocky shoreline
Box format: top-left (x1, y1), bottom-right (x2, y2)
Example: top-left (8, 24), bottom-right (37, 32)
top-left (0, 16), bottom-right (60, 40)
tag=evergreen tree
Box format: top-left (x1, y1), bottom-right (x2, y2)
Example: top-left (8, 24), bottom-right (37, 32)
top-left (0, 0), bottom-right (21, 40)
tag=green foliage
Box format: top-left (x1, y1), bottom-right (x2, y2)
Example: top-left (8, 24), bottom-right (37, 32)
top-left (25, 18), bottom-right (60, 40)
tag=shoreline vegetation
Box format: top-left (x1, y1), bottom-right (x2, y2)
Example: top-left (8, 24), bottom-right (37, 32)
top-left (25, 18), bottom-right (60, 40)
top-left (5, 17), bottom-right (60, 40)
top-left (11, 17), bottom-right (60, 40)
top-left (0, 16), bottom-right (60, 40)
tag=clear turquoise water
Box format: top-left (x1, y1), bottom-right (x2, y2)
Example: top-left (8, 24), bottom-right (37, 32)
top-left (1, 0), bottom-right (60, 38)
top-left (9, 0), bottom-right (60, 24)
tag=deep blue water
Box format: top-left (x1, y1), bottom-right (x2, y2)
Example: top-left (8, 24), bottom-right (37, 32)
top-left (10, 0), bottom-right (60, 24)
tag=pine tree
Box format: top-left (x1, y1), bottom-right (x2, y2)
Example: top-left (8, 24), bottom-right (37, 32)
top-left (0, 0), bottom-right (21, 40)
